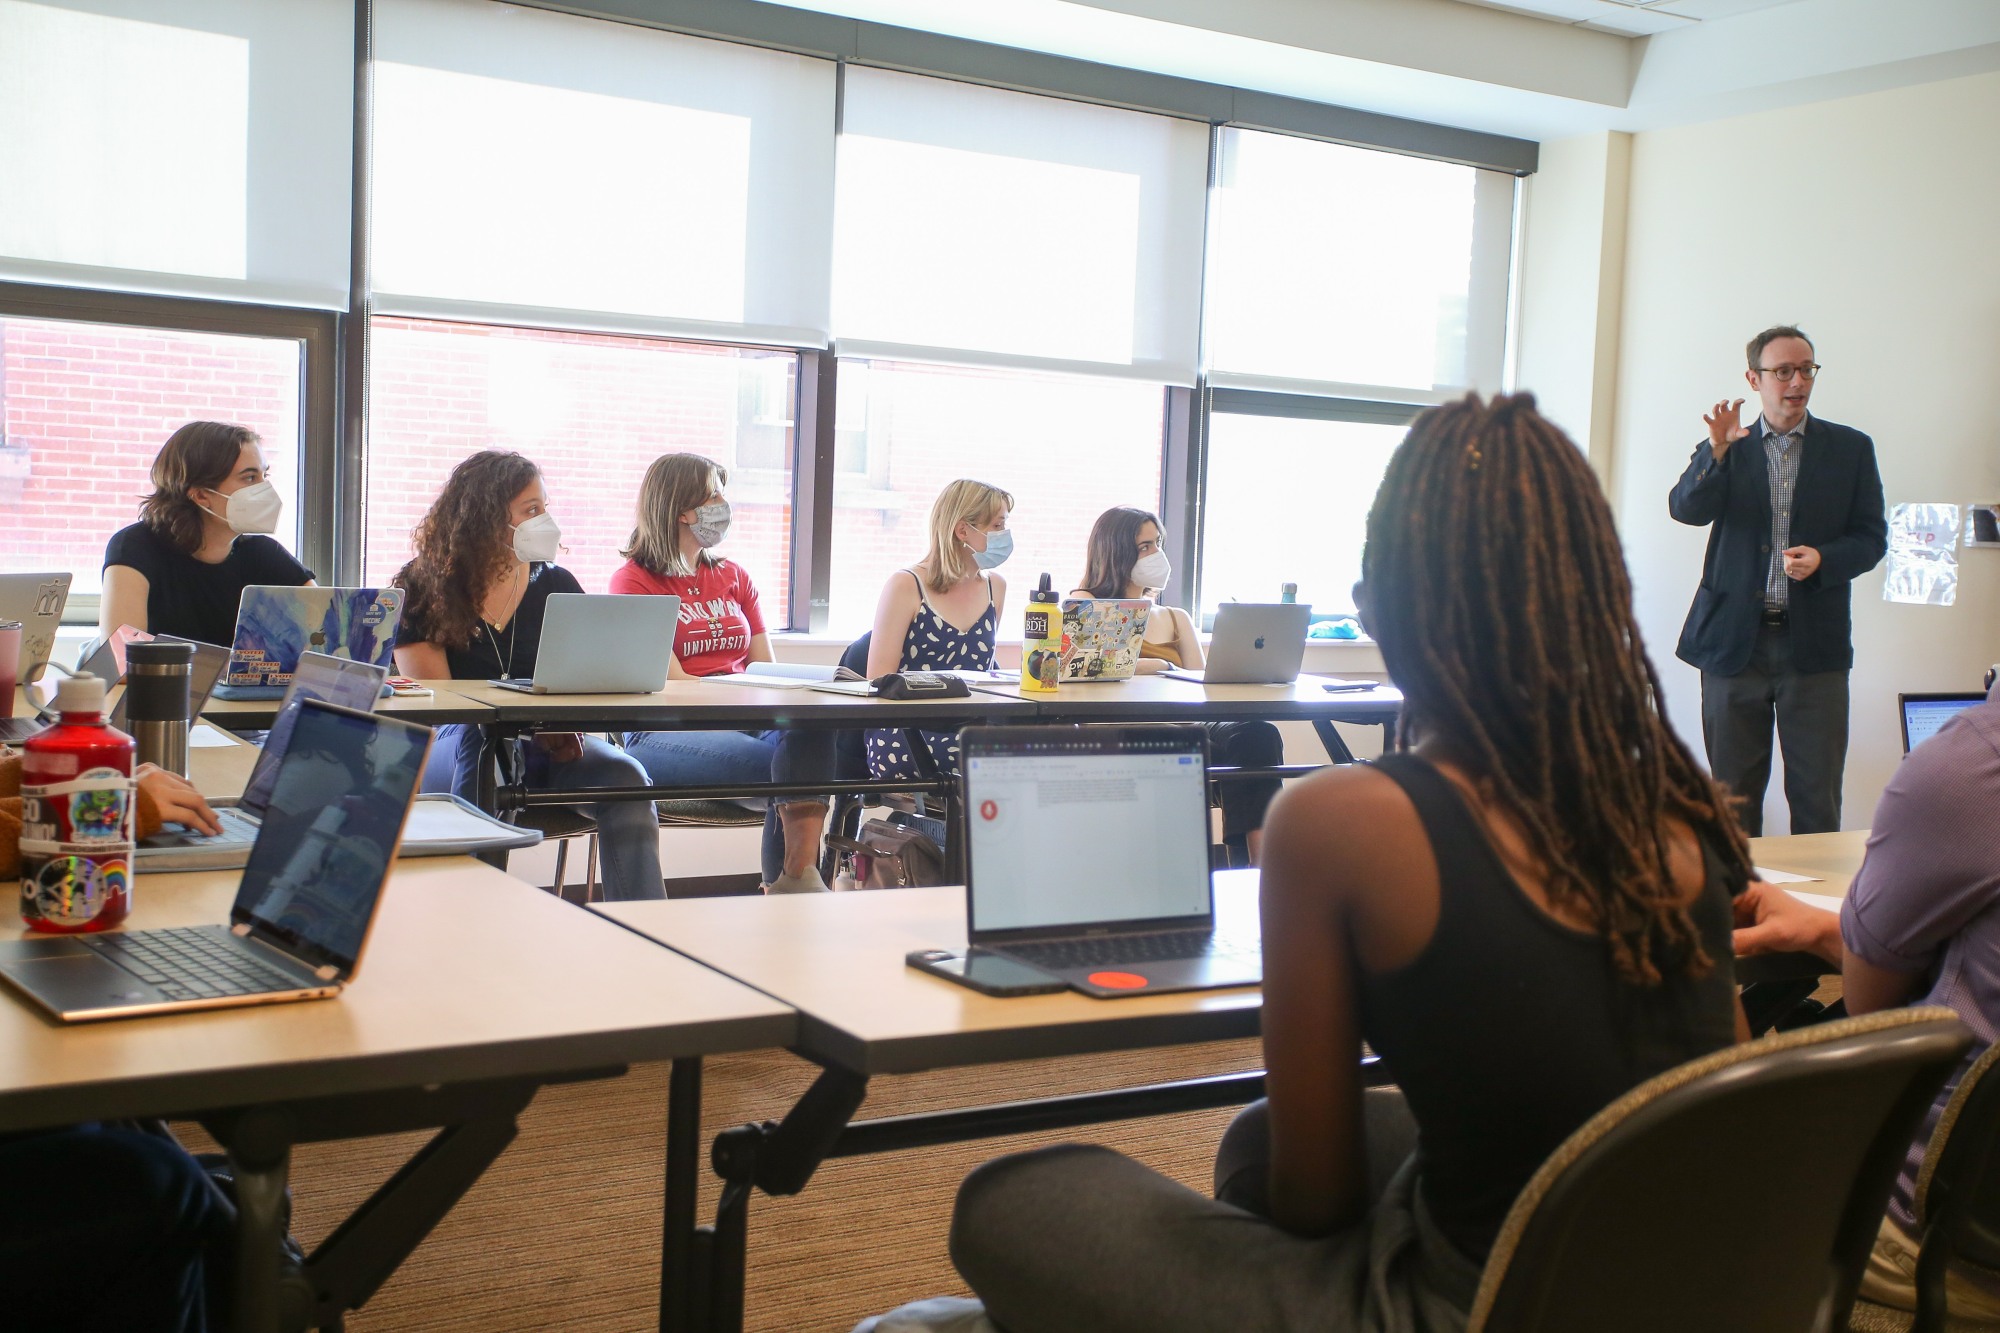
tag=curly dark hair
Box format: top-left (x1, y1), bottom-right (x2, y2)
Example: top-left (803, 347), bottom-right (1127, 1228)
top-left (1363, 392), bottom-right (1751, 985)
top-left (393, 451), bottom-right (543, 650)
top-left (140, 422), bottom-right (261, 553)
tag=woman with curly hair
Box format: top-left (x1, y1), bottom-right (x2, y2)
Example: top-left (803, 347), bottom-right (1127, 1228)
top-left (933, 395), bottom-right (1752, 1333)
top-left (99, 420), bottom-right (311, 647)
top-left (392, 450), bottom-right (664, 901)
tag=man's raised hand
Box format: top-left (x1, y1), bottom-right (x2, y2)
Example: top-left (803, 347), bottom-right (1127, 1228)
top-left (1704, 398), bottom-right (1749, 458)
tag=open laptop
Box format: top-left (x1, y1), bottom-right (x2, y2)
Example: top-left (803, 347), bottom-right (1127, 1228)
top-left (490, 593), bottom-right (679, 694)
top-left (1059, 599), bottom-right (1150, 683)
top-left (1900, 692), bottom-right (1987, 754)
top-left (136, 651), bottom-right (390, 868)
top-left (959, 724), bottom-right (1259, 997)
top-left (1164, 603), bottom-right (1311, 686)
top-left (211, 586), bottom-right (405, 700)
top-left (0, 571), bottom-right (72, 685)
top-left (0, 631), bottom-right (229, 744)
top-left (0, 700), bottom-right (429, 1022)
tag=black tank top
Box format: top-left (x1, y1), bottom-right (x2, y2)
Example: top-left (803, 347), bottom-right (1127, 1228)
top-left (1360, 754), bottom-right (1739, 1258)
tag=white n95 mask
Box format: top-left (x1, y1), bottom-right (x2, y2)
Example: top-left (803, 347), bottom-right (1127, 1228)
top-left (511, 513), bottom-right (562, 564)
top-left (205, 480), bottom-right (283, 536)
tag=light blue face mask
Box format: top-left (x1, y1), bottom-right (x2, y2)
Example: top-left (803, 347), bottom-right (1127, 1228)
top-left (970, 527), bottom-right (1014, 571)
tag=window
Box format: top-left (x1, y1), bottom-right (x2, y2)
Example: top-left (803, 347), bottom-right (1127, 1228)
top-left (1197, 407), bottom-right (1414, 625)
top-left (0, 0), bottom-right (352, 306)
top-left (0, 313), bottom-right (305, 600)
top-left (372, 0), bottom-right (835, 344)
top-left (363, 318), bottom-right (797, 616)
top-left (833, 68), bottom-right (1207, 382)
top-left (1204, 128), bottom-right (1513, 395)
top-left (824, 360), bottom-right (1166, 636)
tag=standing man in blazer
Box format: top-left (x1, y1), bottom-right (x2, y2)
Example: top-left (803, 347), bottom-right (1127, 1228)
top-left (1669, 325), bottom-right (1886, 835)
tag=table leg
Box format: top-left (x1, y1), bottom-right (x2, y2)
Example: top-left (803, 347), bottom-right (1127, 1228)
top-left (1312, 719), bottom-right (1357, 764)
top-left (662, 1056), bottom-right (703, 1333)
top-left (222, 1108), bottom-right (296, 1333)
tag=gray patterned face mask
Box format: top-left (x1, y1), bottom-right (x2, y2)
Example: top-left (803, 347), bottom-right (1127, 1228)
top-left (690, 500), bottom-right (732, 548)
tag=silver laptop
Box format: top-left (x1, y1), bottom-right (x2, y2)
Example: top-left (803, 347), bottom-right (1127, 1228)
top-left (0, 630), bottom-right (229, 744)
top-left (0, 571), bottom-right (72, 685)
top-left (1166, 603), bottom-right (1312, 685)
top-left (0, 700), bottom-right (429, 1022)
top-left (959, 725), bottom-right (1259, 998)
top-left (136, 652), bottom-right (388, 869)
top-left (490, 593), bottom-right (679, 694)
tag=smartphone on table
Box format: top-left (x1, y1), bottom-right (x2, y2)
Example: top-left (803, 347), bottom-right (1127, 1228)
top-left (905, 947), bottom-right (1067, 997)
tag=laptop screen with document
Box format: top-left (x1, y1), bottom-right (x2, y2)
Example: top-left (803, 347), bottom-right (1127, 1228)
top-left (1901, 692), bottom-right (1986, 754)
top-left (231, 701), bottom-right (429, 978)
top-left (964, 726), bottom-right (1212, 938)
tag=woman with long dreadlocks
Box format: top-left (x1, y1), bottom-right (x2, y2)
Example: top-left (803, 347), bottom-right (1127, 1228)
top-left (929, 394), bottom-right (1753, 1333)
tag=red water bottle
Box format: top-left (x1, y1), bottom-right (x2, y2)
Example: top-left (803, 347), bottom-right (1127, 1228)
top-left (19, 673), bottom-right (137, 933)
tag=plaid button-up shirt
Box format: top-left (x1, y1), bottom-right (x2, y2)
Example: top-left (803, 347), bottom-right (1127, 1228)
top-left (1762, 416), bottom-right (1804, 609)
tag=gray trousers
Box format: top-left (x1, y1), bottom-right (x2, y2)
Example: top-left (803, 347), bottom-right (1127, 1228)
top-left (948, 1091), bottom-right (1478, 1333)
top-left (1700, 620), bottom-right (1849, 837)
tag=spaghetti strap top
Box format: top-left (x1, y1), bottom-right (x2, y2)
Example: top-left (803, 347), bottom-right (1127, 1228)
top-left (895, 570), bottom-right (997, 673)
top-left (1358, 752), bottom-right (1739, 1258)
top-left (864, 572), bottom-right (998, 783)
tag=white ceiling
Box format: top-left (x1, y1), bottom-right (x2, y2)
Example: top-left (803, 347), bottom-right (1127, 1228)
top-left (760, 0), bottom-right (2000, 143)
top-left (1451, 0), bottom-right (1803, 39)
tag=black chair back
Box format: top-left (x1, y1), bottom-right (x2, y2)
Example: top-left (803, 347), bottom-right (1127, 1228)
top-left (1469, 1008), bottom-right (1972, 1333)
top-left (1908, 1041), bottom-right (2000, 1330)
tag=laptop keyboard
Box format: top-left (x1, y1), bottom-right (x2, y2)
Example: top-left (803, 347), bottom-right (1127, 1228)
top-left (153, 807), bottom-right (260, 847)
top-left (1003, 929), bottom-right (1251, 970)
top-left (86, 927), bottom-right (307, 1000)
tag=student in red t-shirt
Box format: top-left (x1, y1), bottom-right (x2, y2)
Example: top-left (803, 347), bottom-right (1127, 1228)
top-left (611, 453), bottom-right (837, 893)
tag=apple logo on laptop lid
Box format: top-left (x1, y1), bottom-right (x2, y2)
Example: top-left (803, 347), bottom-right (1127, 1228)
top-left (1253, 636), bottom-right (1265, 650)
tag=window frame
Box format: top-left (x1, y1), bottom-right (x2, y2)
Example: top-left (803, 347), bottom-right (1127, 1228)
top-left (1187, 387), bottom-right (1427, 631)
top-left (0, 280), bottom-right (340, 624)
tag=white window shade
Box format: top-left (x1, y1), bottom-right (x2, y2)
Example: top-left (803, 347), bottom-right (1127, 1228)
top-left (0, 0), bottom-right (353, 308)
top-left (1205, 128), bottom-right (1514, 399)
top-left (833, 67), bottom-right (1207, 385)
top-left (372, 0), bottom-right (836, 347)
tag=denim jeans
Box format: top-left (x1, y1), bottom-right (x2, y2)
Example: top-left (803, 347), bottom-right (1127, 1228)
top-left (424, 723), bottom-right (664, 901)
top-left (623, 728), bottom-right (837, 883)
top-left (0, 1125), bottom-right (229, 1332)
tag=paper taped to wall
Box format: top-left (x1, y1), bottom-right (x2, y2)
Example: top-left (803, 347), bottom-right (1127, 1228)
top-left (1884, 502), bottom-right (1959, 606)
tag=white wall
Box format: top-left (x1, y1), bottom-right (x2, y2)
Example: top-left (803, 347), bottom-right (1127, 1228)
top-left (1597, 70), bottom-right (2000, 832)
top-left (1514, 129), bottom-right (1632, 483)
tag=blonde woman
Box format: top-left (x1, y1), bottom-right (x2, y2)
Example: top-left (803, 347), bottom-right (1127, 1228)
top-left (864, 479), bottom-right (1013, 782)
top-left (611, 453), bottom-right (837, 893)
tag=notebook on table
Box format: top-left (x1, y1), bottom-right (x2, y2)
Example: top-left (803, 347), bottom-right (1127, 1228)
top-left (0, 700), bottom-right (429, 1022)
top-left (211, 586), bottom-right (405, 700)
top-left (957, 724), bottom-right (1259, 998)
top-left (1162, 603), bottom-right (1312, 686)
top-left (489, 594), bottom-right (678, 694)
top-left (1059, 599), bottom-right (1151, 683)
top-left (1900, 692), bottom-right (1987, 754)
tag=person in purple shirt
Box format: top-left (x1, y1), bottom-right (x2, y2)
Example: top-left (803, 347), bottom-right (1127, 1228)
top-left (1733, 679), bottom-right (2000, 1317)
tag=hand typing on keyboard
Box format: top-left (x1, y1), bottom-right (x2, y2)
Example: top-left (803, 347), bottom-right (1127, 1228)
top-left (136, 765), bottom-right (222, 837)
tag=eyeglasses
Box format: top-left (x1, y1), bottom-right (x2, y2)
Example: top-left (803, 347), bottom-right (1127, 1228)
top-left (1755, 362), bottom-right (1821, 383)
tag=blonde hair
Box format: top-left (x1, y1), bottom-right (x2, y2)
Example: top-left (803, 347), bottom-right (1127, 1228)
top-left (922, 479), bottom-right (1014, 594)
top-left (622, 453), bottom-right (728, 578)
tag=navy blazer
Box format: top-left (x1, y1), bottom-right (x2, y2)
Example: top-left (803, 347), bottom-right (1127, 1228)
top-left (1668, 415), bottom-right (1886, 676)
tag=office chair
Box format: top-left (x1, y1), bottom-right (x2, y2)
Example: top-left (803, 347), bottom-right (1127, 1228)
top-left (1469, 1008), bottom-right (1971, 1333)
